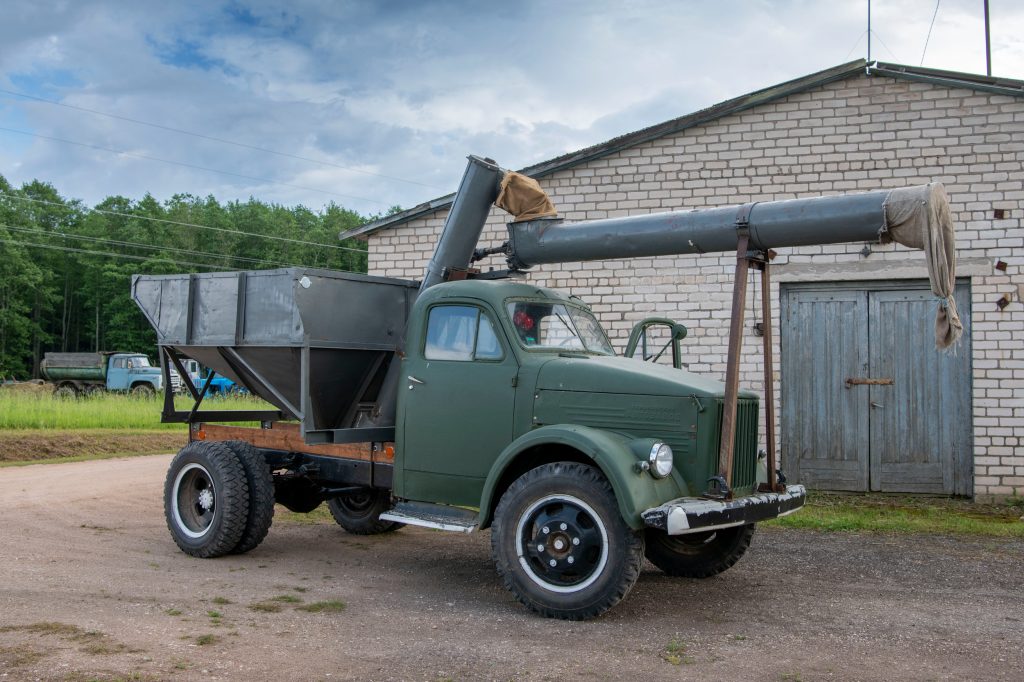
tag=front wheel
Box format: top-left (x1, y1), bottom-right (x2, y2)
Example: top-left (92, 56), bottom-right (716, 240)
top-left (491, 462), bottom-right (644, 620)
top-left (327, 489), bottom-right (403, 535)
top-left (130, 383), bottom-right (156, 398)
top-left (644, 524), bottom-right (755, 578)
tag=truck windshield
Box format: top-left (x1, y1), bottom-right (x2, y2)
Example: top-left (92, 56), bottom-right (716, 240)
top-left (129, 356), bottom-right (152, 367)
top-left (506, 301), bottom-right (614, 355)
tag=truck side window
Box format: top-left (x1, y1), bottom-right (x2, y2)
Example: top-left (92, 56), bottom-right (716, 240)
top-left (425, 306), bottom-right (503, 361)
top-left (113, 358), bottom-right (125, 369)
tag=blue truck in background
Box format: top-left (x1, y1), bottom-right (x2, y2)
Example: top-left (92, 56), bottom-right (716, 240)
top-left (39, 352), bottom-right (164, 398)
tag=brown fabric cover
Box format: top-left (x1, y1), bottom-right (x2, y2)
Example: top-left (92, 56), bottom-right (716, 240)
top-left (495, 171), bottom-right (558, 221)
top-left (881, 183), bottom-right (964, 349)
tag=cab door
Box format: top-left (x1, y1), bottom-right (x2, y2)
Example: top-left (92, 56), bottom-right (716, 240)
top-left (399, 303), bottom-right (518, 507)
top-left (106, 356), bottom-right (129, 390)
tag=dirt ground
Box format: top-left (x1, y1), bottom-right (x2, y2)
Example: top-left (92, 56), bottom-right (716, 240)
top-left (1, 456), bottom-right (1021, 682)
top-left (0, 431), bottom-right (184, 463)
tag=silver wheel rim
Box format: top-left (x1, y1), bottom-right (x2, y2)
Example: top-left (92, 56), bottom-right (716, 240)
top-left (515, 494), bottom-right (609, 594)
top-left (171, 463), bottom-right (216, 539)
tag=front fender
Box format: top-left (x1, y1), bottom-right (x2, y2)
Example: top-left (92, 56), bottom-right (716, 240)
top-left (478, 424), bottom-right (688, 531)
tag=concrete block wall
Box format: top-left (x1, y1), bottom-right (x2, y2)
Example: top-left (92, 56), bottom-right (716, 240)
top-left (368, 73), bottom-right (1024, 497)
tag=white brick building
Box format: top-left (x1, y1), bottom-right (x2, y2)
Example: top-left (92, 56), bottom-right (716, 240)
top-left (346, 60), bottom-right (1024, 499)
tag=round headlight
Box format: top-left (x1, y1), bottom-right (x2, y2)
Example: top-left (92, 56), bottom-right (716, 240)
top-left (648, 443), bottom-right (673, 478)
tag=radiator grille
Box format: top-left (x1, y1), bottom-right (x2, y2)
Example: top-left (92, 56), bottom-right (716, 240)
top-left (713, 398), bottom-right (759, 490)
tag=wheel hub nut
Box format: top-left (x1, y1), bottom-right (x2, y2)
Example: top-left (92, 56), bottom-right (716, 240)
top-left (197, 489), bottom-right (214, 511)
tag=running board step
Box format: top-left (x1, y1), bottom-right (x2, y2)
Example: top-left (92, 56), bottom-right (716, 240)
top-left (380, 501), bottom-right (478, 533)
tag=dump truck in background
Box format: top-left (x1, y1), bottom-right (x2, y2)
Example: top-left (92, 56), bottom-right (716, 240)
top-left (39, 351), bottom-right (164, 398)
top-left (133, 156), bottom-right (959, 620)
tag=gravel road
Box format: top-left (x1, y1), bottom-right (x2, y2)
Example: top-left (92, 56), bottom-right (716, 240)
top-left (1, 455), bottom-right (1021, 681)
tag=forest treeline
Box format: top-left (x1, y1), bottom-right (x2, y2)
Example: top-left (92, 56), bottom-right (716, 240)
top-left (0, 174), bottom-right (383, 379)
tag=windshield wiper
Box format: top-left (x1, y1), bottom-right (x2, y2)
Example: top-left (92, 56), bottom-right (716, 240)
top-left (554, 310), bottom-right (581, 340)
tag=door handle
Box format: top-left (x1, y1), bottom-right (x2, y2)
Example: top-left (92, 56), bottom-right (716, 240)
top-left (407, 375), bottom-right (425, 385)
top-left (871, 402), bottom-right (883, 409)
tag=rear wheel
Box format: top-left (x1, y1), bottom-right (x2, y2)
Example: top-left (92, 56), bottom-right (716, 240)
top-left (53, 383), bottom-right (78, 399)
top-left (164, 441), bottom-right (250, 558)
top-left (644, 524), bottom-right (755, 578)
top-left (222, 441), bottom-right (275, 554)
top-left (491, 462), bottom-right (644, 620)
top-left (327, 489), bottom-right (403, 535)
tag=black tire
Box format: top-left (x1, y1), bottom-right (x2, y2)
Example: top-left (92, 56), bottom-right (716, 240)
top-left (273, 476), bottom-right (325, 513)
top-left (222, 441), bottom-right (275, 554)
top-left (53, 383), bottom-right (78, 399)
top-left (326, 489), bottom-right (403, 535)
top-left (130, 384), bottom-right (156, 398)
top-left (490, 462), bottom-right (644, 620)
top-left (644, 523), bottom-right (756, 578)
top-left (164, 441), bottom-right (250, 558)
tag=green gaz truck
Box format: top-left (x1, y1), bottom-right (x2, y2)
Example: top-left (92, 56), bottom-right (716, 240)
top-left (133, 156), bottom-right (953, 619)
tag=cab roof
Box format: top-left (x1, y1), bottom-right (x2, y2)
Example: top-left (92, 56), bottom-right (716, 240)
top-left (417, 278), bottom-right (584, 310)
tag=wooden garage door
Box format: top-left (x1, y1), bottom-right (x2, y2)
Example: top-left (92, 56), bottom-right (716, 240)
top-left (780, 280), bottom-right (972, 495)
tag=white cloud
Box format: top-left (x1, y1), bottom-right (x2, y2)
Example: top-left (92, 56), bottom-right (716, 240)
top-left (1, 0), bottom-right (1021, 217)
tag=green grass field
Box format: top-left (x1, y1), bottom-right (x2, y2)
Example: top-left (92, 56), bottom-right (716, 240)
top-left (0, 391), bottom-right (268, 430)
top-left (766, 491), bottom-right (1024, 537)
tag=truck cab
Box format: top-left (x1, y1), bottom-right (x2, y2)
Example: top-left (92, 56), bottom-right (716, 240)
top-left (386, 279), bottom-right (803, 617)
top-left (106, 353), bottom-right (163, 395)
top-left (397, 279), bottom-right (773, 519)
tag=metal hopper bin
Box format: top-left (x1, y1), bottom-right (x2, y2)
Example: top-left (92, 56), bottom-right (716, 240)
top-left (132, 268), bottom-right (418, 445)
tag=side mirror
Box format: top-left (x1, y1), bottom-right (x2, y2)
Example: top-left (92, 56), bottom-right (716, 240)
top-left (624, 317), bottom-right (688, 369)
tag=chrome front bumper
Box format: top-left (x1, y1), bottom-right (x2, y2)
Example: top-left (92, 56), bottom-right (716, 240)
top-left (641, 484), bottom-right (806, 535)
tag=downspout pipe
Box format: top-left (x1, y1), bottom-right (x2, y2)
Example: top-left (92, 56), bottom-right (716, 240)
top-left (420, 155), bottom-right (504, 290)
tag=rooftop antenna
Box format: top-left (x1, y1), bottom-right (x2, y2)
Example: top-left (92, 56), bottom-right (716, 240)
top-left (984, 0), bottom-right (992, 76)
top-left (867, 0), bottom-right (872, 62)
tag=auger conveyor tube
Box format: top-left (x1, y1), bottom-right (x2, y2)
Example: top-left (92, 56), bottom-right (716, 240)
top-left (506, 189), bottom-right (897, 267)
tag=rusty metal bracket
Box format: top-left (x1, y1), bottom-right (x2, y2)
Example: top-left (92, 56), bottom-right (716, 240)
top-left (734, 201), bottom-right (759, 229)
top-left (845, 377), bottom-right (894, 388)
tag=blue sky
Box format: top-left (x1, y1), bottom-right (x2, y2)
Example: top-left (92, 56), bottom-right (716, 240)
top-left (1, 0), bottom-right (1022, 217)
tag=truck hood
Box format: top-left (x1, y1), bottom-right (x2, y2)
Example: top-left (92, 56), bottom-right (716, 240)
top-left (535, 355), bottom-right (756, 399)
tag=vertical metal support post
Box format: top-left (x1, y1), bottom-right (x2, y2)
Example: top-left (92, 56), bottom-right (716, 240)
top-left (717, 230), bottom-right (751, 488)
top-left (160, 347), bottom-right (176, 423)
top-left (758, 260), bottom-right (779, 492)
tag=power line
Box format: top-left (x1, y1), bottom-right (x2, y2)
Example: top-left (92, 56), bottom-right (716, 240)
top-left (920, 0), bottom-right (941, 66)
top-left (0, 126), bottom-right (389, 206)
top-left (0, 236), bottom-right (226, 270)
top-left (1, 223), bottom-right (297, 268)
top-left (0, 192), bottom-right (370, 256)
top-left (0, 87), bottom-right (446, 192)
top-left (0, 232), bottom-right (368, 278)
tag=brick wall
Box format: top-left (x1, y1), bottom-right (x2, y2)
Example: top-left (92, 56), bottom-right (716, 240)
top-left (368, 73), bottom-right (1024, 498)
